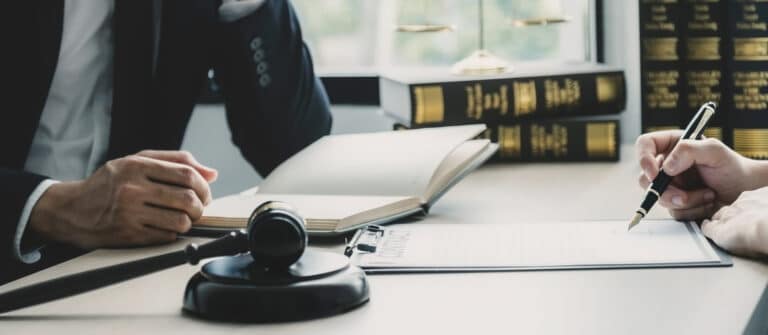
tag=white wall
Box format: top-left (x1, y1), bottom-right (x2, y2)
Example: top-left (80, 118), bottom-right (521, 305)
top-left (602, 0), bottom-right (641, 144)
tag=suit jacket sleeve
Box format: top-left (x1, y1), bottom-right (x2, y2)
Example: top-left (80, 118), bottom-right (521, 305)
top-left (0, 168), bottom-right (47, 264)
top-left (213, 0), bottom-right (332, 176)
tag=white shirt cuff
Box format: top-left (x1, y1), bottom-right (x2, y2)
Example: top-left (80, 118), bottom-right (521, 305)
top-left (14, 179), bottom-right (59, 264)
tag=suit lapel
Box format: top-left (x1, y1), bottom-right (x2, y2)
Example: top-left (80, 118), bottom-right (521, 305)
top-left (0, 1), bottom-right (64, 168)
top-left (36, 1), bottom-right (65, 104)
top-left (107, 0), bottom-right (157, 159)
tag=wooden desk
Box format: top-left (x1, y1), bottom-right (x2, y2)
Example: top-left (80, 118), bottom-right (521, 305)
top-left (2, 145), bottom-right (767, 334)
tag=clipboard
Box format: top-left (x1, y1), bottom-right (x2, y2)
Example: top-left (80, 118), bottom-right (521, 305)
top-left (345, 221), bottom-right (733, 274)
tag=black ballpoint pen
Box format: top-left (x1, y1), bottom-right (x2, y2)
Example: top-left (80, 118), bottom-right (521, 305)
top-left (628, 101), bottom-right (717, 231)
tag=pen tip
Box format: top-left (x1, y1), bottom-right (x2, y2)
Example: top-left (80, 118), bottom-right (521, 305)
top-left (627, 212), bottom-right (643, 231)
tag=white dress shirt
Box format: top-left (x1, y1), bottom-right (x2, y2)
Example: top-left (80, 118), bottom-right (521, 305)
top-left (15, 0), bottom-right (265, 263)
top-left (15, 0), bottom-right (115, 263)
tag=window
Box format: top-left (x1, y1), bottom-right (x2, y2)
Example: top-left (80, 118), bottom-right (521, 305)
top-left (292, 0), bottom-right (597, 74)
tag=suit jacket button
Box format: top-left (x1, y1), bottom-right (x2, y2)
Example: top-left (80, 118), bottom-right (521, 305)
top-left (249, 37), bottom-right (262, 51)
top-left (252, 49), bottom-right (265, 63)
top-left (259, 74), bottom-right (271, 88)
top-left (257, 62), bottom-right (268, 74)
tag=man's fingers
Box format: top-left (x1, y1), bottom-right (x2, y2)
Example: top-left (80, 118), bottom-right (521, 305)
top-left (637, 175), bottom-right (704, 208)
top-left (701, 219), bottom-right (724, 242)
top-left (104, 222), bottom-right (177, 247)
top-left (658, 187), bottom-right (716, 209)
top-left (636, 130), bottom-right (684, 158)
top-left (636, 130), bottom-right (683, 178)
top-left (134, 227), bottom-right (178, 246)
top-left (137, 150), bottom-right (218, 183)
top-left (141, 182), bottom-right (205, 221)
top-left (712, 204), bottom-right (740, 221)
top-left (661, 138), bottom-right (728, 176)
top-left (130, 156), bottom-right (212, 205)
top-left (138, 205), bottom-right (193, 233)
top-left (638, 172), bottom-right (650, 189)
top-left (668, 202), bottom-right (715, 220)
top-left (701, 218), bottom-right (757, 257)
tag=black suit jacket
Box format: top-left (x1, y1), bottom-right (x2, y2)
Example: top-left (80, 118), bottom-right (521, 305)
top-left (0, 0), bottom-right (332, 266)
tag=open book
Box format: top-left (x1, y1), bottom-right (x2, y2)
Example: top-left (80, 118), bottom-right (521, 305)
top-left (196, 124), bottom-right (498, 235)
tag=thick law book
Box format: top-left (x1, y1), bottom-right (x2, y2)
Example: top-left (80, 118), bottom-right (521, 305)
top-left (380, 63), bottom-right (625, 127)
top-left (724, 1), bottom-right (768, 159)
top-left (483, 118), bottom-right (620, 162)
top-left (640, 0), bottom-right (686, 133)
top-left (196, 125), bottom-right (498, 235)
top-left (682, 0), bottom-right (728, 142)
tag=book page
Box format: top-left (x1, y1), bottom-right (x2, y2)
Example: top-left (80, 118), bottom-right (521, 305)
top-left (198, 193), bottom-right (419, 229)
top-left (353, 220), bottom-right (720, 269)
top-left (424, 139), bottom-right (492, 202)
top-left (258, 125), bottom-right (486, 200)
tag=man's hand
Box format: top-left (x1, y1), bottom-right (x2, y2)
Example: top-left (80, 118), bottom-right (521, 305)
top-left (636, 130), bottom-right (768, 220)
top-left (702, 187), bottom-right (768, 258)
top-left (28, 150), bottom-right (218, 249)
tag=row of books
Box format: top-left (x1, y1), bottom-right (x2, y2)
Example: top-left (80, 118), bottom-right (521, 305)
top-left (640, 0), bottom-right (768, 159)
top-left (380, 64), bottom-right (626, 162)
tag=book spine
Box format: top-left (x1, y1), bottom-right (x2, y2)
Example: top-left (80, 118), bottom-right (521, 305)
top-left (482, 119), bottom-right (620, 162)
top-left (725, 1), bottom-right (768, 159)
top-left (640, 0), bottom-right (686, 133)
top-left (682, 0), bottom-right (728, 142)
top-left (407, 71), bottom-right (625, 126)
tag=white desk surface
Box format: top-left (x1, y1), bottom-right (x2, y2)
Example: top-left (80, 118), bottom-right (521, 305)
top-left (2, 145), bottom-right (767, 334)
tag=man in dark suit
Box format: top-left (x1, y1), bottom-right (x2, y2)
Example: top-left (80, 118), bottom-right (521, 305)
top-left (1, 0), bottom-right (331, 272)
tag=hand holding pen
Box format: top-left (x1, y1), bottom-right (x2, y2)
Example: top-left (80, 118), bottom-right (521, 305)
top-left (630, 102), bottom-right (717, 229)
top-left (632, 102), bottom-right (765, 228)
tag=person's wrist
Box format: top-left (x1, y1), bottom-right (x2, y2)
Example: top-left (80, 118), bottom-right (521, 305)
top-left (28, 181), bottom-right (83, 243)
top-left (743, 158), bottom-right (768, 190)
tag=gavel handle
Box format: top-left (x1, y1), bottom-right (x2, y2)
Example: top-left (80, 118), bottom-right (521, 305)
top-left (0, 231), bottom-right (248, 314)
top-left (0, 249), bottom-right (188, 314)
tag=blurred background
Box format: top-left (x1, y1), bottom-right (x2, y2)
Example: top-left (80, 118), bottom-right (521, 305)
top-left (292, 0), bottom-right (593, 71)
top-left (185, 0), bottom-right (639, 197)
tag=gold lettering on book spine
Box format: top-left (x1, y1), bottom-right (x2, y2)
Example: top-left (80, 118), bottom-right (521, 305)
top-left (735, 3), bottom-right (767, 31)
top-left (586, 123), bottom-right (617, 159)
top-left (498, 125), bottom-right (522, 159)
top-left (687, 37), bottom-right (721, 60)
top-left (531, 124), bottom-right (568, 158)
top-left (686, 70), bottom-right (721, 108)
top-left (643, 37), bottom-right (679, 60)
top-left (597, 75), bottom-right (623, 104)
top-left (645, 70), bottom-right (680, 109)
top-left (733, 71), bottom-right (768, 110)
top-left (545, 78), bottom-right (581, 110)
top-left (465, 84), bottom-right (509, 119)
top-left (734, 38), bottom-right (768, 61)
top-left (734, 129), bottom-right (768, 159)
top-left (643, 2), bottom-right (677, 32)
top-left (513, 81), bottom-right (536, 116)
top-left (413, 85), bottom-right (444, 124)
top-left (687, 2), bottom-right (718, 32)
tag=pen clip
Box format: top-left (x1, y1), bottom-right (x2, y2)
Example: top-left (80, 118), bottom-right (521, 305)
top-left (692, 106), bottom-right (715, 140)
top-left (344, 225), bottom-right (384, 257)
top-left (683, 102), bottom-right (716, 140)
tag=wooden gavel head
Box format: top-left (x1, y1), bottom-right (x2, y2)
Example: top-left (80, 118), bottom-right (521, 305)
top-left (246, 201), bottom-right (308, 269)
